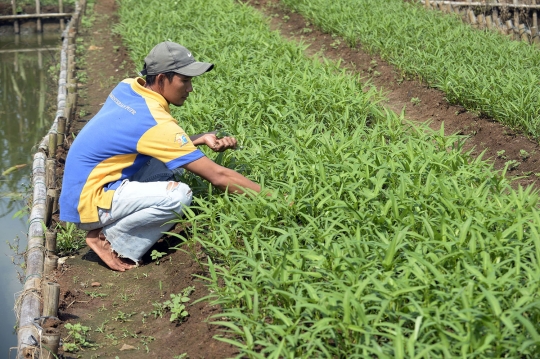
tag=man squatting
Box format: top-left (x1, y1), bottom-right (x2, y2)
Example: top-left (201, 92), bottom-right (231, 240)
top-left (59, 41), bottom-right (261, 271)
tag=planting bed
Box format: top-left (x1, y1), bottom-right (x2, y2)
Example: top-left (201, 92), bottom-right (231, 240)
top-left (52, 0), bottom-right (540, 357)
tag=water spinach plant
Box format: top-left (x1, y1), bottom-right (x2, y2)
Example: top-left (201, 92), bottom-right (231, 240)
top-left (116, 0), bottom-right (540, 357)
top-left (281, 0), bottom-right (540, 139)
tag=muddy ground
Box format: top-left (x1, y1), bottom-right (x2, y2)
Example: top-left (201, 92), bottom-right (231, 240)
top-left (46, 0), bottom-right (540, 358)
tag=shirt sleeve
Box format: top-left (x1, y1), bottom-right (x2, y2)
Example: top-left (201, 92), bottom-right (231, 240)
top-left (137, 120), bottom-right (205, 169)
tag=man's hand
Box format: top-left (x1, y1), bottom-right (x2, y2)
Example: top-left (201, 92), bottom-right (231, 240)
top-left (190, 132), bottom-right (237, 152)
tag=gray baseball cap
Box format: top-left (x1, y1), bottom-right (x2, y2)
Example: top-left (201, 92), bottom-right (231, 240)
top-left (140, 41), bottom-right (214, 77)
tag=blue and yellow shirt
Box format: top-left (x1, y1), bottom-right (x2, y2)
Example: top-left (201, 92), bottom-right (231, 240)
top-left (59, 77), bottom-right (204, 223)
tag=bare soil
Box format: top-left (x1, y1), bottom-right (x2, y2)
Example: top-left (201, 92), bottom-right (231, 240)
top-left (50, 0), bottom-right (237, 358)
top-left (50, 0), bottom-right (540, 358)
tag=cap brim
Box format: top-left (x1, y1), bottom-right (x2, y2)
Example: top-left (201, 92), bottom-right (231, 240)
top-left (174, 62), bottom-right (214, 77)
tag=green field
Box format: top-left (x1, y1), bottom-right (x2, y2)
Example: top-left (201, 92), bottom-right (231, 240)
top-left (114, 0), bottom-right (540, 357)
top-left (281, 0), bottom-right (540, 139)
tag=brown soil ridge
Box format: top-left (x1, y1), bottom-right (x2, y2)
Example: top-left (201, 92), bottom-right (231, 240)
top-left (251, 0), bottom-right (540, 190)
top-left (52, 0), bottom-right (237, 358)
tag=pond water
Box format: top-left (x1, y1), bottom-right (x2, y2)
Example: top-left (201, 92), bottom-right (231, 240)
top-left (0, 32), bottom-right (59, 358)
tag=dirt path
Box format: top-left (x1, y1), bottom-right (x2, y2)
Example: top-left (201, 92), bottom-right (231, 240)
top-left (250, 0), bottom-right (540, 190)
top-left (53, 0), bottom-right (237, 358)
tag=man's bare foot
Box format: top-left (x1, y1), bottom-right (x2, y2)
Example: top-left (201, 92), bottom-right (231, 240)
top-left (86, 229), bottom-right (135, 271)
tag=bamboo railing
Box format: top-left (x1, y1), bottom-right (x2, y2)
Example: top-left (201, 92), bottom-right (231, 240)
top-left (420, 0), bottom-right (540, 45)
top-left (14, 0), bottom-right (85, 357)
top-left (4, 0), bottom-right (72, 33)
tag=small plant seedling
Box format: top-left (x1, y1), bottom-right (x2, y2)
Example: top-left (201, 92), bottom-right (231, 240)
top-left (113, 310), bottom-right (136, 322)
top-left (94, 320), bottom-right (109, 333)
top-left (85, 291), bottom-right (108, 299)
top-left (520, 149), bottom-right (530, 160)
top-left (505, 160), bottom-right (520, 171)
top-left (410, 97), bottom-right (421, 106)
top-left (151, 249), bottom-right (167, 264)
top-left (497, 150), bottom-right (506, 159)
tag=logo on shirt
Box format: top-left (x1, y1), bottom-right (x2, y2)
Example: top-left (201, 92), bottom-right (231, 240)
top-left (175, 133), bottom-right (189, 147)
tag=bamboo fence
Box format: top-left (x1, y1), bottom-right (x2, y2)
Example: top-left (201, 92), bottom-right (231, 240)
top-left (3, 0), bottom-right (72, 33)
top-left (14, 0), bottom-right (85, 357)
top-left (420, 0), bottom-right (540, 45)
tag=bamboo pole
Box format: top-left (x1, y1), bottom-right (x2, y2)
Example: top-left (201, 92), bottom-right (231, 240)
top-left (18, 3), bottom-right (82, 354)
top-left (44, 255), bottom-right (58, 276)
top-left (467, 1), bottom-right (478, 28)
top-left (506, 19), bottom-right (515, 37)
top-left (45, 230), bottom-right (57, 254)
top-left (533, 0), bottom-right (540, 44)
top-left (57, 116), bottom-right (66, 146)
top-left (17, 153), bottom-right (46, 356)
top-left (59, 0), bottom-right (64, 30)
top-left (11, 0), bottom-right (19, 34)
top-left (492, 8), bottom-right (500, 30)
top-left (478, 14), bottom-right (486, 29)
top-left (40, 329), bottom-right (60, 359)
top-left (519, 23), bottom-right (530, 42)
top-left (35, 0), bottom-right (41, 32)
top-left (514, 0), bottom-right (520, 40)
top-left (46, 159), bottom-right (56, 189)
top-left (48, 132), bottom-right (57, 159)
top-left (0, 13), bottom-right (72, 20)
top-left (420, 0), bottom-right (540, 8)
top-left (42, 282), bottom-right (60, 316)
top-left (486, 14), bottom-right (493, 29)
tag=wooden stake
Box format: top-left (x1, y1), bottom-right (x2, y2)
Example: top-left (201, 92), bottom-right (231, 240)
top-left (45, 191), bottom-right (54, 226)
top-left (11, 0), bottom-right (19, 34)
top-left (506, 20), bottom-right (514, 38)
top-left (41, 328), bottom-right (61, 359)
top-left (514, 0), bottom-right (520, 40)
top-left (45, 229), bottom-right (57, 254)
top-left (48, 131), bottom-right (57, 158)
top-left (42, 282), bottom-right (60, 316)
top-left (51, 188), bottom-right (59, 215)
top-left (57, 116), bottom-right (66, 146)
top-left (44, 255), bottom-right (59, 276)
top-left (519, 23), bottom-right (529, 42)
top-left (58, 0), bottom-right (64, 30)
top-left (486, 15), bottom-right (493, 30)
top-left (533, 0), bottom-right (539, 44)
top-left (477, 14), bottom-right (485, 29)
top-left (46, 158), bottom-right (56, 189)
top-left (468, 5), bottom-right (478, 27)
top-left (35, 0), bottom-right (41, 32)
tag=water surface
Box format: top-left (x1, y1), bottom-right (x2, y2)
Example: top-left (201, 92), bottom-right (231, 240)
top-left (0, 32), bottom-right (59, 357)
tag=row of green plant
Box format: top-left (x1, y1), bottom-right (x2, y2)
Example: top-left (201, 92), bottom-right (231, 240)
top-left (116, 0), bottom-right (540, 357)
top-left (280, 0), bottom-right (540, 139)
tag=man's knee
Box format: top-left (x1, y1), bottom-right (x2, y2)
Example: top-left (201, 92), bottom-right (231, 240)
top-left (164, 181), bottom-right (192, 212)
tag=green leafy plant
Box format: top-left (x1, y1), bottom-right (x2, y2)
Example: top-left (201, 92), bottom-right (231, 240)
top-left (56, 222), bottom-right (86, 255)
top-left (115, 0), bottom-right (540, 356)
top-left (152, 286), bottom-right (194, 323)
top-left (150, 249), bottom-right (167, 264)
top-left (63, 323), bottom-right (95, 352)
top-left (410, 97), bottom-right (421, 106)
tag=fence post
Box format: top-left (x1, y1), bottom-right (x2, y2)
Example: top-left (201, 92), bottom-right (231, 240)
top-left (35, 0), bottom-right (41, 32)
top-left (11, 0), bottom-right (19, 34)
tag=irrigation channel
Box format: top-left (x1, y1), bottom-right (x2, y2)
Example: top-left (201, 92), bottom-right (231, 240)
top-left (0, 33), bottom-right (58, 358)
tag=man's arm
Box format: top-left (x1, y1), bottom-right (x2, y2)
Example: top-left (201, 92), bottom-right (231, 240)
top-left (182, 156), bottom-right (260, 194)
